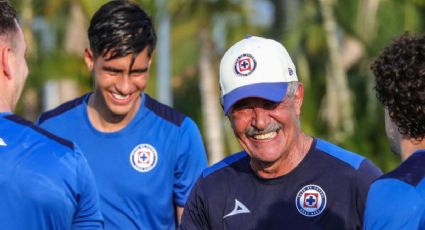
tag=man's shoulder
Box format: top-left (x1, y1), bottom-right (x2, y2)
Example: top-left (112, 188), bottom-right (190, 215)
top-left (144, 94), bottom-right (186, 127)
top-left (202, 151), bottom-right (249, 179)
top-left (37, 94), bottom-right (87, 125)
top-left (314, 138), bottom-right (367, 170)
top-left (379, 150), bottom-right (425, 187)
top-left (365, 173), bottom-right (425, 230)
top-left (3, 114), bottom-right (75, 152)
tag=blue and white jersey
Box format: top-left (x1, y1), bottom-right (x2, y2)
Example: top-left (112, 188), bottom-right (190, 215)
top-left (364, 150), bottom-right (425, 230)
top-left (181, 138), bottom-right (382, 230)
top-left (37, 93), bottom-right (208, 230)
top-left (0, 113), bottom-right (103, 229)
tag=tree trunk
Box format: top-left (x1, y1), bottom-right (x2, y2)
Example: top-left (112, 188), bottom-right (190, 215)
top-left (64, 2), bottom-right (87, 56)
top-left (20, 0), bottom-right (39, 121)
top-left (357, 0), bottom-right (380, 42)
top-left (199, 29), bottom-right (224, 165)
top-left (156, 0), bottom-right (173, 106)
top-left (270, 0), bottom-right (300, 38)
top-left (318, 0), bottom-right (354, 140)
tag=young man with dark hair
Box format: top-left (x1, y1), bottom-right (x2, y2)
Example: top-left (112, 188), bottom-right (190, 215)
top-left (364, 33), bottom-right (425, 229)
top-left (0, 1), bottom-right (103, 228)
top-left (37, 1), bottom-right (208, 229)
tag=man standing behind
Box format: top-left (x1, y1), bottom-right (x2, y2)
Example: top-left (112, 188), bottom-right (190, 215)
top-left (36, 1), bottom-right (208, 229)
top-left (364, 33), bottom-right (425, 229)
top-left (0, 1), bottom-right (103, 229)
top-left (181, 36), bottom-right (382, 229)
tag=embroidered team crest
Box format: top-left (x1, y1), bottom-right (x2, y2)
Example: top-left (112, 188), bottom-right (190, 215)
top-left (234, 53), bottom-right (257, 77)
top-left (295, 184), bottom-right (326, 217)
top-left (130, 144), bottom-right (158, 172)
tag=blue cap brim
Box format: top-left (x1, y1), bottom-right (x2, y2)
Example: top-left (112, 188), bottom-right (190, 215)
top-left (222, 82), bottom-right (288, 115)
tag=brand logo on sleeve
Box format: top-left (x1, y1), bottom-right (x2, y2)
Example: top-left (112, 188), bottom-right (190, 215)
top-left (0, 138), bottom-right (7, 146)
top-left (295, 184), bottom-right (326, 217)
top-left (130, 144), bottom-right (158, 172)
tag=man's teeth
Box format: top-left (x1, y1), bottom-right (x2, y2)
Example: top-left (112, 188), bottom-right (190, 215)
top-left (113, 93), bottom-right (129, 100)
top-left (253, 131), bottom-right (277, 140)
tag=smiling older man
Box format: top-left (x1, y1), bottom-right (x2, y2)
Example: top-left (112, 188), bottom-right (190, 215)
top-left (181, 36), bottom-right (382, 230)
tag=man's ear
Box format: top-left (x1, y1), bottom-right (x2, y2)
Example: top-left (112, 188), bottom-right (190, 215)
top-left (1, 46), bottom-right (12, 79)
top-left (294, 83), bottom-right (304, 116)
top-left (84, 48), bottom-right (94, 71)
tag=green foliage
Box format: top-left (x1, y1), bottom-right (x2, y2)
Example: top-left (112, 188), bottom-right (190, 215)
top-left (27, 52), bottom-right (91, 91)
top-left (12, 0), bottom-right (425, 172)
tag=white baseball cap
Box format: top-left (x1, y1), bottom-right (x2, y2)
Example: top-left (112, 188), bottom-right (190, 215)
top-left (219, 36), bottom-right (298, 114)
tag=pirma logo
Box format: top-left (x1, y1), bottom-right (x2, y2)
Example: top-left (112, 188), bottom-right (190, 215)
top-left (0, 138), bottom-right (6, 146)
top-left (295, 184), bottom-right (326, 217)
top-left (223, 199), bottom-right (250, 219)
top-left (130, 144), bottom-right (158, 173)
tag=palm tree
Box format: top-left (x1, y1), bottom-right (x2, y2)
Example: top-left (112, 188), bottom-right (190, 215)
top-left (318, 0), bottom-right (354, 140)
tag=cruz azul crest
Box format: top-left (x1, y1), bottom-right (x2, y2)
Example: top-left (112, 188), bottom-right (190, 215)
top-left (130, 144), bottom-right (158, 173)
top-left (234, 53), bottom-right (257, 77)
top-left (295, 184), bottom-right (327, 217)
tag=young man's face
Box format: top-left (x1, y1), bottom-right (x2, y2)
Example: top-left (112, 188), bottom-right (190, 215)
top-left (85, 48), bottom-right (151, 119)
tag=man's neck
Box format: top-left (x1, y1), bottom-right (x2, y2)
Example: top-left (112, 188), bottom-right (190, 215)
top-left (86, 93), bottom-right (139, 132)
top-left (0, 97), bottom-right (12, 113)
top-left (251, 134), bottom-right (313, 179)
top-left (400, 138), bottom-right (425, 161)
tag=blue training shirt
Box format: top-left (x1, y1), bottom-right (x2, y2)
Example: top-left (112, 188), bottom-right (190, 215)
top-left (37, 93), bottom-right (208, 230)
top-left (181, 138), bottom-right (382, 230)
top-left (364, 150), bottom-right (425, 230)
top-left (0, 113), bottom-right (103, 229)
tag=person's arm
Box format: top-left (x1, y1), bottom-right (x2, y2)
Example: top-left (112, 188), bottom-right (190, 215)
top-left (363, 179), bottom-right (425, 229)
top-left (355, 159), bottom-right (383, 220)
top-left (173, 118), bottom-right (208, 212)
top-left (180, 178), bottom-right (209, 230)
top-left (72, 147), bottom-right (104, 229)
top-left (176, 206), bottom-right (184, 225)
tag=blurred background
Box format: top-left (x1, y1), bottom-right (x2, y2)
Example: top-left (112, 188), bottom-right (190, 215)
top-left (10, 0), bottom-right (425, 171)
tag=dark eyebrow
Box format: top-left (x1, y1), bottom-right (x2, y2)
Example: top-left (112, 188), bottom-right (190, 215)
top-left (102, 66), bottom-right (122, 73)
top-left (130, 67), bottom-right (149, 74)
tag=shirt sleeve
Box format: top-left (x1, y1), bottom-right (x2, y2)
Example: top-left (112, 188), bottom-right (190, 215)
top-left (363, 179), bottom-right (425, 230)
top-left (72, 146), bottom-right (104, 229)
top-left (173, 118), bottom-right (208, 207)
top-left (355, 159), bottom-right (383, 225)
top-left (180, 177), bottom-right (210, 230)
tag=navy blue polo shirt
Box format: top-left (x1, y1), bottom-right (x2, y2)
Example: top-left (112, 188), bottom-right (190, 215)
top-left (181, 138), bottom-right (382, 230)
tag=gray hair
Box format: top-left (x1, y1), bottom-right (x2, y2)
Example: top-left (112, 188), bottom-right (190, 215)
top-left (286, 81), bottom-right (301, 126)
top-left (285, 81), bottom-right (299, 98)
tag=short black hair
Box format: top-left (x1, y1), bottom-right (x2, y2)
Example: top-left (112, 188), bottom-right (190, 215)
top-left (371, 32), bottom-right (425, 140)
top-left (0, 1), bottom-right (18, 36)
top-left (87, 0), bottom-right (157, 61)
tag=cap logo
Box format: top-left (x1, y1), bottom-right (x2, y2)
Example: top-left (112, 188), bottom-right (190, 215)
top-left (234, 53), bottom-right (257, 77)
